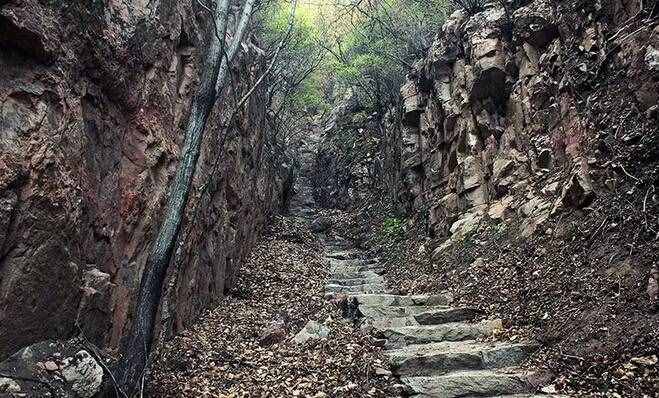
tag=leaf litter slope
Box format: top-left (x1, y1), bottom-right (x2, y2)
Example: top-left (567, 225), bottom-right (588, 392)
top-left (150, 215), bottom-right (397, 397)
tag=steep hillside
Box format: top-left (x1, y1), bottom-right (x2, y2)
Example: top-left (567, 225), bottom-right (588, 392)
top-left (0, 0), bottom-right (292, 359)
top-left (312, 0), bottom-right (658, 395)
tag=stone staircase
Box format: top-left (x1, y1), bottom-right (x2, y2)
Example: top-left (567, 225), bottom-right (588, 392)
top-left (323, 243), bottom-right (568, 398)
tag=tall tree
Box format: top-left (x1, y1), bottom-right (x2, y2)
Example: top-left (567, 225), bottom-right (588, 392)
top-left (116, 0), bottom-right (257, 394)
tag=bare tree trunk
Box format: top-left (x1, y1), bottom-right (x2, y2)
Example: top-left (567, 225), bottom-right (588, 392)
top-left (116, 0), bottom-right (256, 394)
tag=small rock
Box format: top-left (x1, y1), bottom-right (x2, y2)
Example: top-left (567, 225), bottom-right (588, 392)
top-left (43, 360), bottom-right (59, 371)
top-left (293, 321), bottom-right (330, 344)
top-left (645, 45), bottom-right (659, 72)
top-left (375, 367), bottom-right (392, 377)
top-left (470, 258), bottom-right (485, 269)
top-left (541, 384), bottom-right (558, 394)
top-left (0, 377), bottom-right (21, 393)
top-left (60, 351), bottom-right (103, 398)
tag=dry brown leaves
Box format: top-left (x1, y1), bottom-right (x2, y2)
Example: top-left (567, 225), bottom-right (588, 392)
top-left (149, 216), bottom-right (397, 397)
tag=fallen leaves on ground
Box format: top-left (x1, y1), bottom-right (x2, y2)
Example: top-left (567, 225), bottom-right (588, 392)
top-left (149, 215), bottom-right (397, 397)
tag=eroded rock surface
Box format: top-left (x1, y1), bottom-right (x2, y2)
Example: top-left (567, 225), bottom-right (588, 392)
top-left (312, 0), bottom-right (656, 252)
top-left (0, 0), bottom-right (292, 358)
top-left (0, 339), bottom-right (103, 397)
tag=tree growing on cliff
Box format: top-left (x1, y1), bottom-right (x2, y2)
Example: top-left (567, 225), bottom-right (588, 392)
top-left (116, 0), bottom-right (297, 395)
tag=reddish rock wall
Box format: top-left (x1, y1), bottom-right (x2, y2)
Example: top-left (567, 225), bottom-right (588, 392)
top-left (0, 0), bottom-right (291, 357)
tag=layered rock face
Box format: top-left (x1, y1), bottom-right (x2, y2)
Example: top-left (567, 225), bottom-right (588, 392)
top-left (0, 0), bottom-right (291, 358)
top-left (390, 0), bottom-right (657, 242)
top-left (311, 90), bottom-right (389, 209)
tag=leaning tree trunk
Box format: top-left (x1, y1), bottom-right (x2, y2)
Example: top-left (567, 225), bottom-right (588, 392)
top-left (116, 0), bottom-right (256, 394)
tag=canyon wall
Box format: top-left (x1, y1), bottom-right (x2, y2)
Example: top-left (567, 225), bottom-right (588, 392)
top-left (316, 0), bottom-right (657, 243)
top-left (0, 0), bottom-right (292, 358)
top-left (391, 0), bottom-right (657, 246)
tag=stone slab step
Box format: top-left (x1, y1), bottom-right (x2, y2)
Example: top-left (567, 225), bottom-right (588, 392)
top-left (328, 276), bottom-right (385, 286)
top-left (400, 369), bottom-right (540, 398)
top-left (330, 270), bottom-right (382, 280)
top-left (325, 283), bottom-right (389, 294)
top-left (387, 341), bottom-right (536, 376)
top-left (328, 258), bottom-right (364, 266)
top-left (351, 293), bottom-right (453, 307)
top-left (331, 264), bottom-right (385, 274)
top-left (377, 319), bottom-right (503, 346)
top-left (326, 250), bottom-right (361, 260)
top-left (364, 316), bottom-right (421, 328)
top-left (484, 395), bottom-right (570, 397)
top-left (359, 305), bottom-right (481, 325)
top-left (359, 305), bottom-right (450, 318)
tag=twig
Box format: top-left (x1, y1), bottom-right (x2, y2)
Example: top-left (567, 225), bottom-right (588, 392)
top-left (643, 186), bottom-right (656, 234)
top-left (618, 164), bottom-right (640, 182)
top-left (589, 216), bottom-right (608, 242)
top-left (559, 351), bottom-right (585, 361)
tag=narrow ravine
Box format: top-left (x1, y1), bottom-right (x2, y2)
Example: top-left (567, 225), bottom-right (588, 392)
top-left (0, 0), bottom-right (656, 396)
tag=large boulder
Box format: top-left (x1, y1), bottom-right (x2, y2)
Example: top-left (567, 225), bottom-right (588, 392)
top-left (0, 339), bottom-right (104, 398)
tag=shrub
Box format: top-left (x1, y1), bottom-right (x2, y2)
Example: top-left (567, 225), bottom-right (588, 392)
top-left (450, 0), bottom-right (486, 15)
top-left (382, 217), bottom-right (406, 238)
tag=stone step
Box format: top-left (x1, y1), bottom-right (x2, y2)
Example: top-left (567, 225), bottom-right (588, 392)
top-left (351, 293), bottom-right (453, 307)
top-left (359, 305), bottom-right (450, 317)
top-left (483, 395), bottom-right (570, 398)
top-left (326, 250), bottom-right (361, 260)
top-left (376, 319), bottom-right (503, 346)
top-left (325, 283), bottom-right (389, 294)
top-left (359, 305), bottom-right (481, 325)
top-left (330, 270), bottom-right (382, 280)
top-left (387, 341), bottom-right (536, 376)
top-left (328, 276), bottom-right (385, 286)
top-left (330, 264), bottom-right (385, 273)
top-left (328, 258), bottom-right (364, 266)
top-left (400, 369), bottom-right (541, 398)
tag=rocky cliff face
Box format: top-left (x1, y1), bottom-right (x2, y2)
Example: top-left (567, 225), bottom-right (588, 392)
top-left (318, 1), bottom-right (657, 231)
top-left (0, 0), bottom-right (292, 358)
top-left (389, 0), bottom-right (658, 245)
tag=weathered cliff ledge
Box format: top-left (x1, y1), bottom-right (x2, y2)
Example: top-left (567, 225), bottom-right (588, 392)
top-left (0, 0), bottom-right (292, 361)
top-left (393, 0), bottom-right (657, 247)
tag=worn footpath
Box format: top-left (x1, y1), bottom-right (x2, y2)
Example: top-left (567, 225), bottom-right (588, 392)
top-left (323, 234), bottom-right (570, 397)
